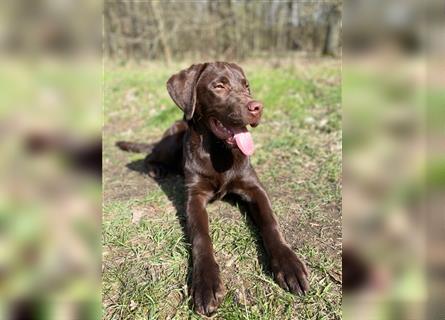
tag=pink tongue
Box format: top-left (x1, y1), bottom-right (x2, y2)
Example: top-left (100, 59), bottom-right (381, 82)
top-left (233, 127), bottom-right (255, 156)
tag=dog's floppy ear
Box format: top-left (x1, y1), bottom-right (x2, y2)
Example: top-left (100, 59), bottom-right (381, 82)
top-left (167, 63), bottom-right (208, 120)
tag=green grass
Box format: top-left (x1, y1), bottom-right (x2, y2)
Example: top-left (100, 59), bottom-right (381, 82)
top-left (103, 59), bottom-right (341, 319)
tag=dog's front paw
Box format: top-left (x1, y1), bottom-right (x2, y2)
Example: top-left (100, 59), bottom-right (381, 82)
top-left (270, 245), bottom-right (309, 295)
top-left (191, 260), bottom-right (224, 316)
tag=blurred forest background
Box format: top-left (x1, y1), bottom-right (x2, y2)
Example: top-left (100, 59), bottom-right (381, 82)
top-left (104, 0), bottom-right (341, 63)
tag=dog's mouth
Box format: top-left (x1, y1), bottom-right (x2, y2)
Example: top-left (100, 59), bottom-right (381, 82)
top-left (209, 117), bottom-right (255, 156)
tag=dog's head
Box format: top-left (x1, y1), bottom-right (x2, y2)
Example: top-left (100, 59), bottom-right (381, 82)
top-left (167, 62), bottom-right (263, 156)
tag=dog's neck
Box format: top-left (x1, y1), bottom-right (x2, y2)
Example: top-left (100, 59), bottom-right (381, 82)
top-left (187, 117), bottom-right (247, 173)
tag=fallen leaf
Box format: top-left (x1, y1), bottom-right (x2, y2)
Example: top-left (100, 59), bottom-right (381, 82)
top-left (131, 205), bottom-right (158, 224)
top-left (131, 208), bottom-right (145, 224)
top-left (129, 300), bottom-right (138, 311)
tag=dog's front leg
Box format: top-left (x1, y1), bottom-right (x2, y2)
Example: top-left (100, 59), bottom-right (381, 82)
top-left (186, 188), bottom-right (224, 316)
top-left (237, 179), bottom-right (310, 295)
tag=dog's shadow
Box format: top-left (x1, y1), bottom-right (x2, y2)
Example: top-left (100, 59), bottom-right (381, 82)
top-left (126, 157), bottom-right (271, 297)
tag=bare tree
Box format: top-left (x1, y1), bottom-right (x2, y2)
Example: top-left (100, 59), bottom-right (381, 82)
top-left (323, 3), bottom-right (342, 56)
top-left (150, 1), bottom-right (171, 65)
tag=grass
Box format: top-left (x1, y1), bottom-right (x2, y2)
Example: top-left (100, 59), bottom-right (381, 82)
top-left (103, 58), bottom-right (342, 319)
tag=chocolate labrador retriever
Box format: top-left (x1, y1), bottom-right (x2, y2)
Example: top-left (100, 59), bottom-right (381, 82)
top-left (117, 62), bottom-right (309, 316)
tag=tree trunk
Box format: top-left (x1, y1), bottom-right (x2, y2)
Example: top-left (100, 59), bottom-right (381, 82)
top-left (322, 4), bottom-right (341, 56)
top-left (150, 1), bottom-right (172, 65)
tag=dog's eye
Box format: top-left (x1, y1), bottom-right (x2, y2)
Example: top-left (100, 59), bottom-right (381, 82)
top-left (214, 83), bottom-right (225, 89)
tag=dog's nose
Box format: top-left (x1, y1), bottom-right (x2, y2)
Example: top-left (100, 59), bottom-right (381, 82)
top-left (247, 101), bottom-right (263, 116)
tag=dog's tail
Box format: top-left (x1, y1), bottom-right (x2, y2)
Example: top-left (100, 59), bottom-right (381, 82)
top-left (116, 141), bottom-right (154, 153)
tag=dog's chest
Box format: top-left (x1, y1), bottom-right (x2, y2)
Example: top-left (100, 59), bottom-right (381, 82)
top-left (186, 134), bottom-right (249, 199)
top-left (211, 171), bottom-right (236, 200)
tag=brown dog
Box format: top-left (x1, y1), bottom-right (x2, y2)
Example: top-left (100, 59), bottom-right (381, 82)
top-left (117, 62), bottom-right (309, 316)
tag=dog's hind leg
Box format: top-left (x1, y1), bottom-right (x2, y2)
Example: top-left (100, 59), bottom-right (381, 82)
top-left (145, 120), bottom-right (187, 178)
